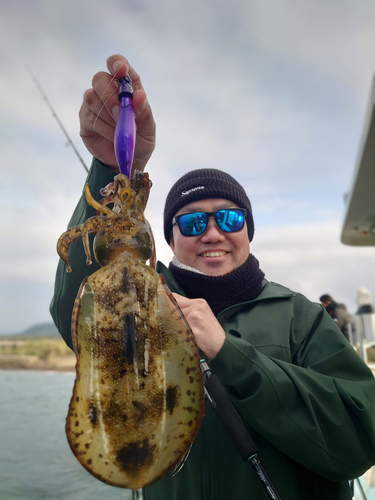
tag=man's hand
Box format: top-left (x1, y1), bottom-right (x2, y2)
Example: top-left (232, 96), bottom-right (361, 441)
top-left (79, 54), bottom-right (156, 174)
top-left (173, 293), bottom-right (226, 360)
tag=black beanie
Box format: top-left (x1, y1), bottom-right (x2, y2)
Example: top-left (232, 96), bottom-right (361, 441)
top-left (163, 168), bottom-right (254, 244)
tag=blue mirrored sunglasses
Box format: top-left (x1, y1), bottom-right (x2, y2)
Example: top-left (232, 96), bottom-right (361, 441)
top-left (172, 209), bottom-right (247, 237)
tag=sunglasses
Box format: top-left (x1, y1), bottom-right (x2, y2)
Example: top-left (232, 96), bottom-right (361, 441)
top-left (172, 208), bottom-right (247, 237)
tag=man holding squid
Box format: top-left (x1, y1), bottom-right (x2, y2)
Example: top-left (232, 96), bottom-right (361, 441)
top-left (51, 54), bottom-right (375, 499)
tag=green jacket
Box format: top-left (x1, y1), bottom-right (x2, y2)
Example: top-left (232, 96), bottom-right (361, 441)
top-left (50, 160), bottom-right (375, 500)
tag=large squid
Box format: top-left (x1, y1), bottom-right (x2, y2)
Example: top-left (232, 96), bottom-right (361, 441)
top-left (57, 75), bottom-right (205, 490)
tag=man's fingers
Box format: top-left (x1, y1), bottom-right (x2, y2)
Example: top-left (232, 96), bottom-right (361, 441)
top-left (128, 66), bottom-right (143, 92)
top-left (90, 69), bottom-right (152, 136)
top-left (82, 89), bottom-right (116, 128)
top-left (79, 102), bottom-right (115, 142)
top-left (79, 55), bottom-right (155, 171)
top-left (106, 54), bottom-right (144, 92)
top-left (173, 294), bottom-right (198, 320)
top-left (99, 55), bottom-right (155, 142)
top-left (106, 55), bottom-right (129, 79)
top-left (173, 293), bottom-right (190, 307)
top-left (91, 71), bottom-right (122, 121)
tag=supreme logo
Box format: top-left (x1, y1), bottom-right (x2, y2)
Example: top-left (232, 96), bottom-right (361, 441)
top-left (181, 186), bottom-right (205, 196)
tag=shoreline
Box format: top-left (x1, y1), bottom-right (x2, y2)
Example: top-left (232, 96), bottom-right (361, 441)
top-left (0, 354), bottom-right (76, 372)
top-left (1, 355), bottom-right (374, 376)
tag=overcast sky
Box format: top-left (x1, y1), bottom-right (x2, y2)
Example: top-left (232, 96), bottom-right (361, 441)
top-left (1, 0), bottom-right (375, 334)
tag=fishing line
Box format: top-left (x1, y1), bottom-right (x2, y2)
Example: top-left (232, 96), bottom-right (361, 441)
top-left (26, 65), bottom-right (89, 173)
top-left (92, 60), bottom-right (127, 133)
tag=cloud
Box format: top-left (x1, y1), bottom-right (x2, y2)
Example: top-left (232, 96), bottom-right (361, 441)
top-left (252, 220), bottom-right (375, 313)
top-left (1, 0), bottom-right (375, 332)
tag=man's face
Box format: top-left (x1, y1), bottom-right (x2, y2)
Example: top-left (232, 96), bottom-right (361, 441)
top-left (170, 198), bottom-right (250, 276)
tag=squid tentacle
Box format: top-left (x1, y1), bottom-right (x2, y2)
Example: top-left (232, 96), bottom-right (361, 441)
top-left (119, 187), bottom-right (136, 213)
top-left (81, 216), bottom-right (106, 265)
top-left (85, 185), bottom-right (116, 217)
top-left (57, 225), bottom-right (84, 273)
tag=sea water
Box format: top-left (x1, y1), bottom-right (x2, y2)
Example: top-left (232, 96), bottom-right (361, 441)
top-left (0, 370), bottom-right (131, 500)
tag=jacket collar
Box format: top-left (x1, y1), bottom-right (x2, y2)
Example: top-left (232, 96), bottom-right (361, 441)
top-left (156, 261), bottom-right (295, 319)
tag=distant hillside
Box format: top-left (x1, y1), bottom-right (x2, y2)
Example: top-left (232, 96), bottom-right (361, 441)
top-left (1, 322), bottom-right (59, 338)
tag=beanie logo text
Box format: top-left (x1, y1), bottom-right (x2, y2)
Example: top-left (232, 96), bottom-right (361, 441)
top-left (181, 186), bottom-right (205, 197)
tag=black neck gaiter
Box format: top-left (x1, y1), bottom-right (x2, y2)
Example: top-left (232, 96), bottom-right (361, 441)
top-left (169, 254), bottom-right (265, 316)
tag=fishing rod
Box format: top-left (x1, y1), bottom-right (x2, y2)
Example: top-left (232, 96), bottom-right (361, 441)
top-left (26, 66), bottom-right (89, 173)
top-left (132, 355), bottom-right (282, 500)
top-left (199, 356), bottom-right (282, 500)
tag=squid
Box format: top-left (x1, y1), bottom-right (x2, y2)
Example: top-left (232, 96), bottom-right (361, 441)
top-left (57, 137), bottom-right (205, 488)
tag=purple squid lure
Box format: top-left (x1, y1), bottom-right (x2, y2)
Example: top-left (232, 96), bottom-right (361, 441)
top-left (114, 75), bottom-right (136, 179)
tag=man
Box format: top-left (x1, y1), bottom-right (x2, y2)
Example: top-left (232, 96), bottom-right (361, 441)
top-left (319, 294), bottom-right (355, 342)
top-left (50, 55), bottom-right (375, 499)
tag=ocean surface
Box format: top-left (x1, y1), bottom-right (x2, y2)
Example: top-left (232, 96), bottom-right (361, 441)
top-left (1, 370), bottom-right (374, 500)
top-left (0, 370), bottom-right (132, 500)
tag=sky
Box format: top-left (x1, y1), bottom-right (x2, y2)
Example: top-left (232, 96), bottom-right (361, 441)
top-left (1, 0), bottom-right (375, 334)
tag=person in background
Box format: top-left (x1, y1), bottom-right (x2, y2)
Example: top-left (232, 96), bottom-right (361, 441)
top-left (356, 287), bottom-right (375, 315)
top-left (355, 287), bottom-right (375, 360)
top-left (50, 54), bottom-right (375, 500)
top-left (319, 293), bottom-right (355, 342)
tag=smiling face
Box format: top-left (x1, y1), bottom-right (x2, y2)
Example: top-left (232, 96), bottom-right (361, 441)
top-left (170, 198), bottom-right (250, 276)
